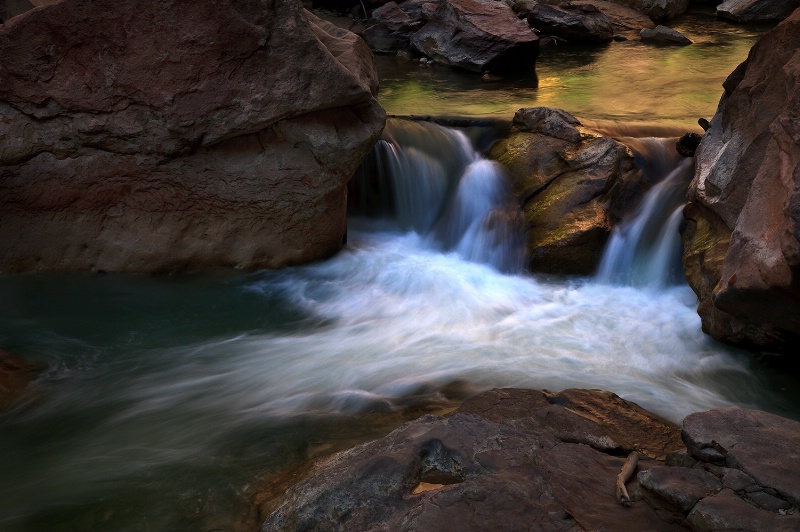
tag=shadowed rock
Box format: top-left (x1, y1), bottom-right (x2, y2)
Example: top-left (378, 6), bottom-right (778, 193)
top-left (515, 1), bottom-right (615, 43)
top-left (0, 0), bottom-right (385, 273)
top-left (640, 24), bottom-right (692, 45)
top-left (716, 0), bottom-right (800, 23)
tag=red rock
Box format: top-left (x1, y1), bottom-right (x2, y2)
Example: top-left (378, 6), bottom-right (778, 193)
top-left (0, 0), bottom-right (385, 273)
top-left (683, 8), bottom-right (800, 356)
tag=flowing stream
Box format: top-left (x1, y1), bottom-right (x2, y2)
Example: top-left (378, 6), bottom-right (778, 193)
top-left (1, 9), bottom-right (798, 532)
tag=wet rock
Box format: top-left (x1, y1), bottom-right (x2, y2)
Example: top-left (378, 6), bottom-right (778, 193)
top-left (682, 407), bottom-right (800, 507)
top-left (0, 348), bottom-right (37, 409)
top-left (676, 132), bottom-right (702, 157)
top-left (0, 0), bottom-right (385, 273)
top-left (490, 107), bottom-right (646, 275)
top-left (716, 0), bottom-right (800, 23)
top-left (259, 388), bottom-right (685, 531)
top-left (409, 0), bottom-right (540, 73)
top-left (515, 0), bottom-right (615, 43)
top-left (683, 9), bottom-right (800, 356)
top-left (361, 1), bottom-right (421, 53)
top-left (565, 0), bottom-right (655, 37)
top-left (640, 24), bottom-right (692, 45)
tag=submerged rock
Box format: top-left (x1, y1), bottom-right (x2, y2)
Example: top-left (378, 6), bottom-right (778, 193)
top-left (640, 24), bottom-right (692, 45)
top-left (0, 0), bottom-right (385, 273)
top-left (490, 107), bottom-right (646, 275)
top-left (258, 388), bottom-right (684, 531)
top-left (682, 8), bottom-right (800, 357)
top-left (716, 0), bottom-right (800, 23)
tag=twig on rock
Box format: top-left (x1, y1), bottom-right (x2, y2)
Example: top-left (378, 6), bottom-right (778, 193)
top-left (615, 451), bottom-right (639, 507)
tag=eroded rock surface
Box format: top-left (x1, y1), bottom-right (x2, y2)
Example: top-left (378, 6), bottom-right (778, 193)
top-left (259, 388), bottom-right (684, 531)
top-left (682, 8), bottom-right (800, 356)
top-left (489, 107), bottom-right (647, 275)
top-left (716, 0), bottom-right (800, 22)
top-left (0, 0), bottom-right (385, 273)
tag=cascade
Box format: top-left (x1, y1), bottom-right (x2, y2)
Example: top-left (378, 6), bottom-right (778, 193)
top-left (596, 137), bottom-right (694, 288)
top-left (349, 119), bottom-right (525, 273)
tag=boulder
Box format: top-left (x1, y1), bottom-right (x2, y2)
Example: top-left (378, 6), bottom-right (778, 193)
top-left (364, 0), bottom-right (540, 73)
top-left (682, 9), bottom-right (800, 356)
top-left (568, 0), bottom-right (656, 37)
top-left (0, 0), bottom-right (385, 273)
top-left (489, 107), bottom-right (646, 275)
top-left (258, 388), bottom-right (685, 531)
top-left (0, 0), bottom-right (33, 22)
top-left (515, 1), bottom-right (615, 44)
top-left (716, 0), bottom-right (800, 22)
top-left (640, 24), bottom-right (692, 45)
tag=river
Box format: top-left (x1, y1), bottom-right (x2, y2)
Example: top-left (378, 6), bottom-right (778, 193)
top-left (1, 9), bottom-right (798, 532)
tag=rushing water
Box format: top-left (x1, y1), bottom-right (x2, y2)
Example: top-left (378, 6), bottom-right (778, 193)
top-left (2, 10), bottom-right (798, 532)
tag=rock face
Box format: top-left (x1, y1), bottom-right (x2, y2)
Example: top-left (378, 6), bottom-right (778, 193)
top-left (362, 0), bottom-right (539, 73)
top-left (716, 0), bottom-right (800, 22)
top-left (682, 9), bottom-right (800, 356)
top-left (489, 107), bottom-right (646, 275)
top-left (0, 0), bottom-right (385, 273)
top-left (0, 0), bottom-right (33, 22)
top-left (259, 388), bottom-right (685, 531)
top-left (517, 1), bottom-right (615, 44)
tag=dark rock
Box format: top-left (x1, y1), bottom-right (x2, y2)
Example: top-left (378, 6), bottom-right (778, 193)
top-left (0, 0), bottom-right (33, 22)
top-left (687, 488), bottom-right (800, 531)
top-left (259, 388), bottom-right (685, 531)
top-left (565, 0), bottom-right (655, 37)
top-left (0, 0), bottom-right (385, 273)
top-left (409, 0), bottom-right (540, 73)
top-left (490, 107), bottom-right (647, 275)
top-left (676, 132), bottom-right (703, 157)
top-left (640, 24), bottom-right (692, 45)
top-left (683, 9), bottom-right (800, 356)
top-left (638, 465), bottom-right (722, 515)
top-left (517, 1), bottom-right (615, 43)
top-left (0, 348), bottom-right (37, 409)
top-left (716, 0), bottom-right (800, 23)
top-left (665, 449), bottom-right (697, 468)
top-left (721, 467), bottom-right (755, 491)
top-left (746, 489), bottom-right (793, 512)
top-left (682, 407), bottom-right (800, 507)
top-left (361, 1), bottom-right (421, 53)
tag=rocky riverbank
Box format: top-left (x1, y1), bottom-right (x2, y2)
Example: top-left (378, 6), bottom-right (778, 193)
top-left (257, 388), bottom-right (800, 531)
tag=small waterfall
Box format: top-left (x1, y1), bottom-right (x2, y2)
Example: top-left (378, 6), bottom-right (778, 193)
top-left (350, 119), bottom-right (525, 273)
top-left (596, 137), bottom-right (694, 289)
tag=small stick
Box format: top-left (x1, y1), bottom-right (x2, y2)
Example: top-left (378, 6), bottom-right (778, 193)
top-left (615, 451), bottom-right (639, 507)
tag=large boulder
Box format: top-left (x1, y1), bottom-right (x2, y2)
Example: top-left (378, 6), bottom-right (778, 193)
top-left (363, 0), bottom-right (540, 73)
top-left (259, 388), bottom-right (685, 531)
top-left (0, 0), bottom-right (33, 22)
top-left (716, 0), bottom-right (800, 23)
top-left (603, 0), bottom-right (688, 21)
top-left (489, 107), bottom-right (646, 275)
top-left (682, 9), bottom-right (800, 357)
top-left (0, 0), bottom-right (385, 273)
top-left (516, 1), bottom-right (616, 44)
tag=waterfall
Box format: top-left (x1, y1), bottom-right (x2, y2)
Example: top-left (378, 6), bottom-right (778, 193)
top-left (349, 119), bottom-right (525, 273)
top-left (596, 137), bottom-right (694, 289)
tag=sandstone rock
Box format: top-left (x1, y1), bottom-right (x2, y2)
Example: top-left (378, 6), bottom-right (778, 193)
top-left (682, 406), bottom-right (800, 507)
top-left (640, 24), bottom-right (692, 45)
top-left (638, 465), bottom-right (722, 515)
top-left (572, 0), bottom-right (656, 36)
top-left (687, 488), bottom-right (800, 531)
top-left (516, 1), bottom-right (615, 44)
top-left (259, 388), bottom-right (684, 531)
top-left (361, 1), bottom-right (421, 53)
top-left (490, 107), bottom-right (646, 275)
top-left (0, 0), bottom-right (385, 273)
top-left (408, 0), bottom-right (539, 73)
top-left (716, 0), bottom-right (800, 22)
top-left (682, 9), bottom-right (800, 356)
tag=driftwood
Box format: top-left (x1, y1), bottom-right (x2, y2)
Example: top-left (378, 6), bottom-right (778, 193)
top-left (615, 451), bottom-right (639, 506)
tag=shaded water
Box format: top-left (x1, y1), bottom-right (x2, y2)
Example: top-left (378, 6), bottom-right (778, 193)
top-left (2, 10), bottom-right (798, 532)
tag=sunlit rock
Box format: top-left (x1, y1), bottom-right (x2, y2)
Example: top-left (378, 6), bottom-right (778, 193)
top-left (683, 8), bottom-right (800, 357)
top-left (0, 0), bottom-right (385, 273)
